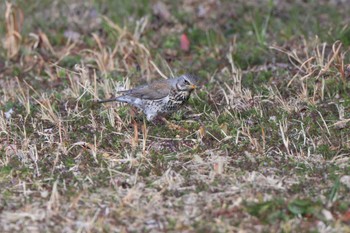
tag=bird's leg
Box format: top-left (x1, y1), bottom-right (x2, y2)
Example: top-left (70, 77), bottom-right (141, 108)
top-left (141, 117), bottom-right (148, 156)
top-left (150, 115), bottom-right (165, 125)
top-left (131, 109), bottom-right (138, 149)
top-left (129, 107), bottom-right (144, 124)
top-left (131, 119), bottom-right (138, 149)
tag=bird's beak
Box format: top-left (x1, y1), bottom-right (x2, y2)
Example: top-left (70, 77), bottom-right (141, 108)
top-left (189, 84), bottom-right (197, 89)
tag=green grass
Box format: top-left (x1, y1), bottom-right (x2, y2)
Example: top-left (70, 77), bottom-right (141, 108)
top-left (1, 0), bottom-right (350, 232)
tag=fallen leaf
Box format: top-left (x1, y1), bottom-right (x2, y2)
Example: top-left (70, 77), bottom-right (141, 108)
top-left (180, 33), bottom-right (190, 52)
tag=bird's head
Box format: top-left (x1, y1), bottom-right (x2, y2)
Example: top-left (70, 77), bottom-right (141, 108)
top-left (175, 74), bottom-right (199, 92)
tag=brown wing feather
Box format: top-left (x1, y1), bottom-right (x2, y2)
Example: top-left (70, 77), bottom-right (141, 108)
top-left (119, 80), bottom-right (171, 100)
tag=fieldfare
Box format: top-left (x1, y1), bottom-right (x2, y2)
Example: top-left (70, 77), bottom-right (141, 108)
top-left (99, 74), bottom-right (199, 121)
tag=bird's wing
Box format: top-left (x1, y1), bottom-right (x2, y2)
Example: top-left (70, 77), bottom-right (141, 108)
top-left (119, 80), bottom-right (172, 100)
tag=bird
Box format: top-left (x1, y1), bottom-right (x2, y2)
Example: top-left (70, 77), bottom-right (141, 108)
top-left (98, 74), bottom-right (199, 121)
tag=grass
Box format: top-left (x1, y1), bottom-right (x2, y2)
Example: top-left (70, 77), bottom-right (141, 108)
top-left (1, 0), bottom-right (350, 232)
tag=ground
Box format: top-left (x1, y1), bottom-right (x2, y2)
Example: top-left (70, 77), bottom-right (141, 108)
top-left (1, 0), bottom-right (350, 232)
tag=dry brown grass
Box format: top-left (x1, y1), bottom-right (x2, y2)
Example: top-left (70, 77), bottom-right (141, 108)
top-left (1, 1), bottom-right (350, 232)
top-left (4, 2), bottom-right (23, 59)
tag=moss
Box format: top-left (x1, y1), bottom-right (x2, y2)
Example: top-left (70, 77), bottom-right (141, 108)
top-left (59, 55), bottom-right (82, 68)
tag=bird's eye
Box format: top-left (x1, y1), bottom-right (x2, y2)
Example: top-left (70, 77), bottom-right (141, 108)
top-left (184, 79), bottom-right (190, 85)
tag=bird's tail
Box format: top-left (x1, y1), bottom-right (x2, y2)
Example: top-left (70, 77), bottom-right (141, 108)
top-left (97, 96), bottom-right (129, 103)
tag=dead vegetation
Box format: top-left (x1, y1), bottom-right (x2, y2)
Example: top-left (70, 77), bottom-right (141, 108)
top-left (1, 0), bottom-right (350, 232)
